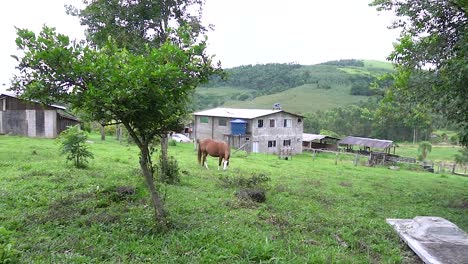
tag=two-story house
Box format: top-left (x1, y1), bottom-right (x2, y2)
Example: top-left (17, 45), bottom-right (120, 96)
top-left (193, 107), bottom-right (303, 155)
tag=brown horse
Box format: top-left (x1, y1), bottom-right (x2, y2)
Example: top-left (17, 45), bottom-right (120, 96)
top-left (197, 139), bottom-right (230, 170)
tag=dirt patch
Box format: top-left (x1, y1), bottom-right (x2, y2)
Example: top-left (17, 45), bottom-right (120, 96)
top-left (339, 181), bottom-right (352, 187)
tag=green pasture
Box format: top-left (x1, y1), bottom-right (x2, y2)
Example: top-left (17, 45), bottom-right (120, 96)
top-left (396, 144), bottom-right (463, 162)
top-left (223, 84), bottom-right (368, 113)
top-left (1, 134), bottom-right (467, 263)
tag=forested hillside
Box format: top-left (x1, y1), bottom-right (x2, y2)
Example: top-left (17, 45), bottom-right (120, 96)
top-left (193, 59), bottom-right (392, 112)
top-left (192, 59), bottom-right (456, 143)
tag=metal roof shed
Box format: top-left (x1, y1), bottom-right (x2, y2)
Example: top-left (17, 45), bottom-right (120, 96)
top-left (338, 136), bottom-right (395, 154)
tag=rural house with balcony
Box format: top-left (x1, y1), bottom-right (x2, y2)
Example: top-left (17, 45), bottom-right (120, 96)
top-left (193, 107), bottom-right (303, 155)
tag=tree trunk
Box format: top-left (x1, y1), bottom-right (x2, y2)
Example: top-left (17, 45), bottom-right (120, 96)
top-left (160, 135), bottom-right (169, 172)
top-left (413, 127), bottom-right (416, 144)
top-left (116, 124), bottom-right (121, 142)
top-left (140, 145), bottom-right (167, 226)
top-left (100, 124), bottom-right (106, 141)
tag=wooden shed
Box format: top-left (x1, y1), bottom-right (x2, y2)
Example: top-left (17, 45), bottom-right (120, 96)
top-left (0, 93), bottom-right (80, 138)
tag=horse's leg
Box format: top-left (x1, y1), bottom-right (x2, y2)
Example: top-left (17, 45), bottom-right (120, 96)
top-left (203, 153), bottom-right (209, 169)
top-left (218, 157), bottom-right (222, 170)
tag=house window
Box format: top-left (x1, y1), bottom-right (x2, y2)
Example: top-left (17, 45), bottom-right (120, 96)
top-left (218, 118), bottom-right (227, 126)
top-left (200, 116), bottom-right (209, 123)
top-left (284, 119), bottom-right (292, 128)
top-left (298, 118), bottom-right (302, 123)
top-left (269, 119), bottom-right (276, 128)
top-left (283, 140), bottom-right (291, 146)
top-left (268, 140), bottom-right (276, 148)
top-left (257, 119), bottom-right (264, 128)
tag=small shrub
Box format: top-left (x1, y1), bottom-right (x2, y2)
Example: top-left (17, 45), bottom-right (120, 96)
top-left (450, 134), bottom-right (459, 145)
top-left (57, 125), bottom-right (94, 168)
top-left (218, 173), bottom-right (271, 189)
top-left (236, 188), bottom-right (266, 203)
top-left (158, 156), bottom-right (180, 184)
top-left (168, 139), bottom-right (177, 147)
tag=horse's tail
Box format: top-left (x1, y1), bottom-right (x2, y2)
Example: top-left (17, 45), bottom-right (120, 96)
top-left (197, 140), bottom-right (202, 164)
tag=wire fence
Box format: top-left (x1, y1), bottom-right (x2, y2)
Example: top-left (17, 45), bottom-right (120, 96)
top-left (305, 148), bottom-right (468, 176)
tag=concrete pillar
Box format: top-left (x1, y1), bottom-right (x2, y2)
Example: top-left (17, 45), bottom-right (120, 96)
top-left (26, 110), bottom-right (36, 137)
top-left (44, 110), bottom-right (57, 138)
top-left (0, 111), bottom-right (3, 134)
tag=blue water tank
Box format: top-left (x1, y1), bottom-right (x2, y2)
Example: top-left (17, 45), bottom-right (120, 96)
top-left (230, 119), bottom-right (247, 135)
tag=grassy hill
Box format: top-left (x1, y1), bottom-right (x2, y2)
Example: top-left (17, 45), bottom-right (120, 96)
top-left (194, 59), bottom-right (394, 113)
top-left (1, 134), bottom-right (467, 262)
top-left (222, 84), bottom-right (369, 113)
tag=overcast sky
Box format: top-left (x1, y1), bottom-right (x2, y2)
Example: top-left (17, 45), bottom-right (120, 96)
top-left (0, 0), bottom-right (400, 93)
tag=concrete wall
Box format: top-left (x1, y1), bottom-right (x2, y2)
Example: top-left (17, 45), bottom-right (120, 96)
top-left (250, 112), bottom-right (303, 154)
top-left (194, 112), bottom-right (303, 154)
top-left (194, 116), bottom-right (240, 141)
top-left (0, 109), bottom-right (57, 138)
top-left (2, 110), bottom-right (28, 136)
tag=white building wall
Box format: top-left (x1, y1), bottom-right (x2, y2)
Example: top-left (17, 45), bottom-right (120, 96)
top-left (26, 110), bottom-right (36, 137)
top-left (250, 112), bottom-right (303, 154)
top-left (0, 111), bottom-right (3, 134)
top-left (44, 110), bottom-right (57, 138)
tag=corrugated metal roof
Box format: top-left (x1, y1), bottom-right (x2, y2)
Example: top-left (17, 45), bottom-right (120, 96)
top-left (338, 136), bottom-right (394, 149)
top-left (193, 107), bottom-right (298, 119)
top-left (303, 133), bottom-right (327, 141)
top-left (303, 133), bottom-right (340, 142)
top-left (1, 93), bottom-right (66, 110)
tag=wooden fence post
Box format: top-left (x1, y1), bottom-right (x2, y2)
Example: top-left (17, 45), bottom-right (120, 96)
top-left (354, 153), bottom-right (359, 166)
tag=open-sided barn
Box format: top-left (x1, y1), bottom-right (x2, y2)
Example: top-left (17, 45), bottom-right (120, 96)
top-left (338, 136), bottom-right (396, 154)
top-left (0, 93), bottom-right (79, 138)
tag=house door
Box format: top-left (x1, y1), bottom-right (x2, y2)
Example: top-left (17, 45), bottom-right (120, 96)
top-left (252, 141), bottom-right (259, 153)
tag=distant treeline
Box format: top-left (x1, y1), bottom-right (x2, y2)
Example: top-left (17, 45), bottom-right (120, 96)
top-left (202, 61), bottom-right (387, 95)
top-left (203, 63), bottom-right (305, 93)
top-left (320, 59), bottom-right (365, 67)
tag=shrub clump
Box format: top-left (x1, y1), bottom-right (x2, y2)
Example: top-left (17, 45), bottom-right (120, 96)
top-left (218, 173), bottom-right (270, 189)
top-left (158, 156), bottom-right (180, 184)
top-left (57, 125), bottom-right (94, 168)
top-left (236, 188), bottom-right (266, 203)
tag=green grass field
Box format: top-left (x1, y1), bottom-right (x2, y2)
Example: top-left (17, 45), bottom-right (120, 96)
top-left (1, 134), bottom-right (467, 263)
top-left (397, 144), bottom-right (463, 162)
top-left (223, 84), bottom-right (368, 114)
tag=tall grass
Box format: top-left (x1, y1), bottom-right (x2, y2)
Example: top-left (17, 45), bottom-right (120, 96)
top-left (1, 134), bottom-right (466, 263)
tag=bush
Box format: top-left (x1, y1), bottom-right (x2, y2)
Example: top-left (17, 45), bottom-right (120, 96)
top-left (218, 173), bottom-right (271, 189)
top-left (57, 125), bottom-right (94, 168)
top-left (158, 156), bottom-right (180, 184)
top-left (236, 188), bottom-right (266, 203)
top-left (450, 134), bottom-right (459, 145)
top-left (168, 139), bottom-right (177, 147)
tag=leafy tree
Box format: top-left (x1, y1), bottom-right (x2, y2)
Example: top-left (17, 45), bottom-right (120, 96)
top-left (11, 24), bottom-right (219, 226)
top-left (67, 0), bottom-right (216, 171)
top-left (454, 148), bottom-right (468, 166)
top-left (418, 141), bottom-right (432, 161)
top-left (58, 125), bottom-right (94, 168)
top-left (371, 0), bottom-right (468, 146)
